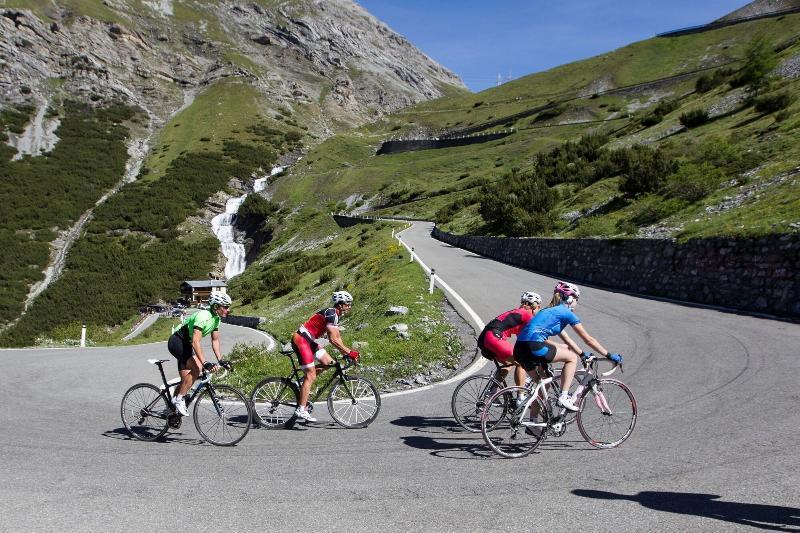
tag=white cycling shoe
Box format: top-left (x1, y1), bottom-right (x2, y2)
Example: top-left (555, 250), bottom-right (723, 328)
top-left (173, 398), bottom-right (189, 417)
top-left (295, 407), bottom-right (317, 423)
top-left (557, 394), bottom-right (579, 412)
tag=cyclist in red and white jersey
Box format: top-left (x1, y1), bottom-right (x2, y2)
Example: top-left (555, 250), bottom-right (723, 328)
top-left (291, 290), bottom-right (359, 422)
top-left (477, 291), bottom-right (542, 389)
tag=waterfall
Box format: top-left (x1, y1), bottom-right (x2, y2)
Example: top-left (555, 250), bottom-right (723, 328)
top-left (212, 166), bottom-right (284, 280)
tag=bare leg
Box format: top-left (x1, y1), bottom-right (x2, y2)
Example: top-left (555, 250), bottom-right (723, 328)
top-left (551, 346), bottom-right (578, 394)
top-left (298, 366), bottom-right (316, 408)
top-left (177, 358), bottom-right (201, 396)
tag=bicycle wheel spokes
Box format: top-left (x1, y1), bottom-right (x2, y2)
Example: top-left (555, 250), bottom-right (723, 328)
top-left (120, 383), bottom-right (170, 442)
top-left (193, 384), bottom-right (252, 446)
top-left (451, 375), bottom-right (506, 432)
top-left (577, 379), bottom-right (637, 449)
top-left (251, 377), bottom-right (299, 429)
top-left (482, 387), bottom-right (547, 459)
top-left (327, 376), bottom-right (381, 428)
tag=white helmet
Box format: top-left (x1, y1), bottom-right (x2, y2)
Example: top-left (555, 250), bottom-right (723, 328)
top-left (520, 291), bottom-right (542, 306)
top-left (208, 292), bottom-right (232, 308)
top-left (332, 290), bottom-right (353, 305)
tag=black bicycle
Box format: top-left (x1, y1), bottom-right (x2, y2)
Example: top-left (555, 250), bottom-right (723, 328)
top-left (250, 344), bottom-right (381, 429)
top-left (120, 359), bottom-right (253, 446)
top-left (450, 359), bottom-right (517, 432)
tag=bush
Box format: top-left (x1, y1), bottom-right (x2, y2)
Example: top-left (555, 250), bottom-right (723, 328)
top-left (695, 68), bottom-right (732, 93)
top-left (693, 136), bottom-right (763, 176)
top-left (640, 99), bottom-right (679, 126)
top-left (679, 108), bottom-right (710, 128)
top-left (479, 170), bottom-right (557, 236)
top-left (754, 91), bottom-right (796, 114)
top-left (731, 34), bottom-right (777, 94)
top-left (661, 163), bottom-right (727, 202)
top-left (619, 146), bottom-right (679, 197)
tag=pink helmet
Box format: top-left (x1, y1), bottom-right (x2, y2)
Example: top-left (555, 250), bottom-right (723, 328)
top-left (554, 281), bottom-right (581, 300)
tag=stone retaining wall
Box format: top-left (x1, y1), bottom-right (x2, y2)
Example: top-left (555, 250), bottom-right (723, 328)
top-left (222, 315), bottom-right (262, 329)
top-left (432, 228), bottom-right (800, 318)
top-left (376, 130), bottom-right (513, 155)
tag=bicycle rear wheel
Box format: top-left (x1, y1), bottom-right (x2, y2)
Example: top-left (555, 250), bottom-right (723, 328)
top-left (577, 379), bottom-right (637, 449)
top-left (251, 377), bottom-right (299, 429)
top-left (193, 384), bottom-right (252, 446)
top-left (120, 383), bottom-right (170, 442)
top-left (451, 374), bottom-right (507, 432)
top-left (327, 376), bottom-right (381, 428)
top-left (482, 387), bottom-right (548, 459)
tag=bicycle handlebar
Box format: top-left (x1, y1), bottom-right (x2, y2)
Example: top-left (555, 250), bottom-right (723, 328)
top-left (582, 353), bottom-right (622, 377)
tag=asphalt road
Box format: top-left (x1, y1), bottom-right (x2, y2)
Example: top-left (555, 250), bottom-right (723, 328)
top-left (2, 222), bottom-right (799, 532)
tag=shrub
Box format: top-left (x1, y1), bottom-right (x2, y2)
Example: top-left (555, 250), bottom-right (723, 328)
top-left (479, 170), bottom-right (557, 236)
top-left (619, 146), bottom-right (679, 197)
top-left (661, 163), bottom-right (727, 202)
top-left (318, 266), bottom-right (335, 284)
top-left (754, 91), bottom-right (796, 114)
top-left (695, 68), bottom-right (732, 93)
top-left (693, 136), bottom-right (763, 176)
top-left (640, 99), bottom-right (679, 126)
top-left (679, 108), bottom-right (710, 128)
top-left (731, 34), bottom-right (777, 94)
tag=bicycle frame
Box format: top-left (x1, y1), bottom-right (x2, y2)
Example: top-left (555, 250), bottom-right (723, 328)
top-left (282, 350), bottom-right (358, 404)
top-left (515, 355), bottom-right (619, 431)
top-left (148, 359), bottom-right (222, 419)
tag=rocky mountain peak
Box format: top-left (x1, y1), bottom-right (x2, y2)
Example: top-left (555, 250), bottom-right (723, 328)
top-left (0, 0), bottom-right (465, 130)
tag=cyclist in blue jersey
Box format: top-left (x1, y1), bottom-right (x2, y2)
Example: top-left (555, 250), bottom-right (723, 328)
top-left (514, 281), bottom-right (623, 411)
top-left (167, 292), bottom-right (232, 416)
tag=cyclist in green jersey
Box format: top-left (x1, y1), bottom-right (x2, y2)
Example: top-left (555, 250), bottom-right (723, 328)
top-left (167, 292), bottom-right (232, 416)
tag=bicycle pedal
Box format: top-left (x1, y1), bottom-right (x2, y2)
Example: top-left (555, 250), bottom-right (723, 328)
top-left (168, 414), bottom-right (183, 429)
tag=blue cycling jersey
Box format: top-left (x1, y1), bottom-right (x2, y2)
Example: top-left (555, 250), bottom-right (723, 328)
top-left (517, 303), bottom-right (581, 342)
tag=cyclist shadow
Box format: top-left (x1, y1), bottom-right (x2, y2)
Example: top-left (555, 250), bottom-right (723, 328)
top-left (390, 415), bottom-right (464, 434)
top-left (102, 427), bottom-right (207, 446)
top-left (572, 489), bottom-right (800, 531)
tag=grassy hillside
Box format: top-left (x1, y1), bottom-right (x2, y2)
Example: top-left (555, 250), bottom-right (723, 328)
top-left (272, 14), bottom-right (800, 240)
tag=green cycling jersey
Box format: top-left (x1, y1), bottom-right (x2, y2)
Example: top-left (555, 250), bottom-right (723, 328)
top-left (179, 310), bottom-right (220, 338)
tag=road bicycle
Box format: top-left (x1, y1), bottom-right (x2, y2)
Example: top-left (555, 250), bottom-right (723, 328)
top-left (451, 359), bottom-right (519, 432)
top-left (120, 359), bottom-right (253, 446)
top-left (481, 354), bottom-right (637, 458)
top-left (451, 359), bottom-right (584, 432)
top-left (250, 344), bottom-right (381, 429)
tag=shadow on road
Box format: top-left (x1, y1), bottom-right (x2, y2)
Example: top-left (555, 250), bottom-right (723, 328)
top-left (390, 415), bottom-right (462, 433)
top-left (572, 489), bottom-right (800, 531)
top-left (103, 427), bottom-right (206, 446)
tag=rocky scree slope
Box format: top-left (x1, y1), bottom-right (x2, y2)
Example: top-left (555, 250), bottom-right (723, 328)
top-left (0, 0), bottom-right (465, 128)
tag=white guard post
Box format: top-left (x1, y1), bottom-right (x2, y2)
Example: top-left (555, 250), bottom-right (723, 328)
top-left (80, 323), bottom-right (87, 347)
top-left (429, 268), bottom-right (436, 294)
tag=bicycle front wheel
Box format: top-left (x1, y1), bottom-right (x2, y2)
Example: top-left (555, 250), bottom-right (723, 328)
top-left (577, 379), bottom-right (637, 449)
top-left (120, 383), bottom-right (170, 442)
top-left (327, 376), bottom-right (381, 428)
top-left (482, 387), bottom-right (548, 459)
top-left (451, 374), bottom-right (507, 433)
top-left (251, 377), bottom-right (299, 429)
top-left (193, 384), bottom-right (252, 446)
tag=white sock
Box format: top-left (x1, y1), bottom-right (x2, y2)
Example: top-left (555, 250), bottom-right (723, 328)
top-left (559, 391), bottom-right (569, 399)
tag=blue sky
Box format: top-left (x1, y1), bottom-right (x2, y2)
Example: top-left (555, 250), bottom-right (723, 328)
top-left (357, 1), bottom-right (751, 92)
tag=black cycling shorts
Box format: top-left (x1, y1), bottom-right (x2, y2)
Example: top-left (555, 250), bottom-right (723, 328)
top-left (168, 331), bottom-right (193, 371)
top-left (513, 341), bottom-right (556, 371)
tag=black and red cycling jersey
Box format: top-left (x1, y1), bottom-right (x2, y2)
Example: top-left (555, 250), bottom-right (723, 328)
top-left (484, 307), bottom-right (534, 339)
top-left (300, 307), bottom-right (340, 338)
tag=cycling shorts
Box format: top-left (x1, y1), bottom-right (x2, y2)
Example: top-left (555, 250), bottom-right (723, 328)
top-left (168, 331), bottom-right (193, 371)
top-left (477, 328), bottom-right (514, 361)
top-left (291, 330), bottom-right (329, 369)
top-left (513, 341), bottom-right (555, 371)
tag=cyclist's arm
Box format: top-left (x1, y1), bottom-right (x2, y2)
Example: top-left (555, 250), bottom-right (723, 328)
top-left (557, 330), bottom-right (583, 355)
top-left (570, 323), bottom-right (609, 356)
top-left (191, 327), bottom-right (207, 366)
top-left (326, 324), bottom-right (351, 356)
top-left (210, 329), bottom-right (223, 363)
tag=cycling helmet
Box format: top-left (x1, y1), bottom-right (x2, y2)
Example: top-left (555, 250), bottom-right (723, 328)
top-left (554, 281), bottom-right (580, 308)
top-left (332, 290), bottom-right (353, 305)
top-left (208, 292), bottom-right (232, 308)
top-left (520, 291), bottom-right (542, 306)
